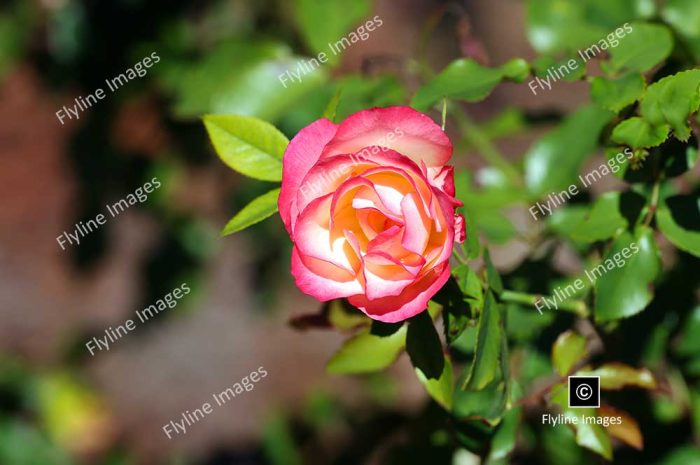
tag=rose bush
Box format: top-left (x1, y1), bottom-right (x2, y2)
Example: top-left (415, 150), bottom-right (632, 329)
top-left (278, 106), bottom-right (465, 322)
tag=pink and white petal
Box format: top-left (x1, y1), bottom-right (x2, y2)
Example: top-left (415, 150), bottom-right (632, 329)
top-left (321, 107), bottom-right (453, 167)
top-left (362, 253), bottom-right (415, 300)
top-left (294, 154), bottom-right (363, 225)
top-left (291, 247), bottom-right (363, 300)
top-left (400, 193), bottom-right (431, 254)
top-left (294, 194), bottom-right (355, 272)
top-left (348, 263), bottom-right (451, 322)
top-left (429, 165), bottom-right (456, 196)
top-left (279, 118), bottom-right (338, 234)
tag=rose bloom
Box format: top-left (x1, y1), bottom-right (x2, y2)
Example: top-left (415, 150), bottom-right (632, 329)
top-left (279, 106), bottom-right (465, 323)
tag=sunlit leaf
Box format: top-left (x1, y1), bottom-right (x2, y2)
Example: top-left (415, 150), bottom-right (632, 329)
top-left (221, 188), bottom-right (280, 235)
top-left (605, 23), bottom-right (673, 73)
top-left (524, 105), bottom-right (613, 195)
top-left (327, 326), bottom-right (406, 374)
top-left (465, 291), bottom-right (502, 390)
top-left (611, 117), bottom-right (670, 149)
top-left (415, 354), bottom-right (453, 409)
top-left (640, 69), bottom-right (700, 141)
top-left (594, 227), bottom-right (661, 322)
top-left (552, 330), bottom-right (587, 376)
top-left (204, 114), bottom-right (288, 181)
top-left (411, 58), bottom-right (529, 110)
top-left (590, 73), bottom-right (645, 112)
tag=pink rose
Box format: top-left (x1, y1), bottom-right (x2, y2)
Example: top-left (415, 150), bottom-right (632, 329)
top-left (279, 106), bottom-right (465, 323)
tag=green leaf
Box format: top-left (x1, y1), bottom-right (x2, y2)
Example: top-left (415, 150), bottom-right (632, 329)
top-left (164, 40), bottom-right (327, 121)
top-left (611, 117), bottom-right (670, 149)
top-left (263, 414), bottom-right (304, 465)
top-left (550, 383), bottom-right (613, 460)
top-left (465, 291), bottom-right (502, 390)
top-left (524, 105), bottom-right (614, 195)
top-left (435, 278), bottom-right (471, 344)
top-left (453, 378), bottom-right (508, 425)
top-left (499, 58), bottom-right (530, 82)
top-left (204, 114), bottom-right (288, 181)
top-left (488, 407), bottom-right (521, 462)
top-left (605, 22), bottom-right (673, 73)
top-left (569, 192), bottom-right (628, 242)
top-left (370, 320), bottom-right (403, 337)
top-left (657, 195), bottom-right (700, 257)
top-left (576, 363), bottom-right (657, 390)
top-left (662, 0), bottom-right (700, 37)
top-left (552, 330), bottom-right (587, 376)
top-left (454, 264), bottom-right (484, 309)
top-left (590, 73), bottom-right (645, 112)
top-left (406, 311), bottom-right (445, 380)
top-left (326, 326), bottom-right (406, 374)
top-left (415, 354), bottom-right (453, 410)
top-left (594, 227), bottom-right (661, 322)
top-left (293, 0), bottom-right (370, 64)
top-left (411, 59), bottom-right (528, 110)
top-left (676, 306), bottom-right (700, 356)
top-left (464, 213), bottom-right (481, 259)
top-left (640, 69), bottom-right (700, 140)
top-left (654, 447), bottom-right (700, 465)
top-left (221, 188), bottom-right (280, 236)
top-left (526, 0), bottom-right (605, 54)
top-left (483, 249), bottom-right (504, 295)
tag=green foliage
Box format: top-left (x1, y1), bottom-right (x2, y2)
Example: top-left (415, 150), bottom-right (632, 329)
top-left (415, 355), bottom-right (454, 410)
top-left (567, 192), bottom-right (628, 242)
top-left (612, 117), bottom-right (670, 149)
top-left (604, 23), bottom-right (673, 73)
top-left (590, 73), bottom-right (645, 112)
top-left (464, 292), bottom-right (503, 390)
top-left (550, 383), bottom-right (613, 459)
top-left (411, 59), bottom-right (529, 110)
top-left (326, 326), bottom-right (407, 374)
top-left (198, 0), bottom-right (700, 462)
top-left (657, 195), bottom-right (700, 257)
top-left (577, 363), bottom-right (656, 390)
top-left (552, 330), bottom-right (587, 376)
top-left (162, 40), bottom-right (327, 120)
top-left (221, 188), bottom-right (281, 236)
top-left (204, 114), bottom-right (288, 181)
top-left (524, 105), bottom-right (613, 195)
top-left (594, 228), bottom-right (661, 322)
top-left (406, 311), bottom-right (445, 380)
top-left (293, 0), bottom-right (370, 65)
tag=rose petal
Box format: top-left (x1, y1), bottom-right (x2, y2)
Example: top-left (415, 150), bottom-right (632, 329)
top-left (348, 263), bottom-right (451, 322)
top-left (291, 247), bottom-right (363, 300)
top-left (321, 106), bottom-right (452, 167)
top-left (279, 118), bottom-right (338, 234)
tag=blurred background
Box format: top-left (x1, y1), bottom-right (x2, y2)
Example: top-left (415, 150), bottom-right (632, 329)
top-left (1, 0), bottom-right (697, 464)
